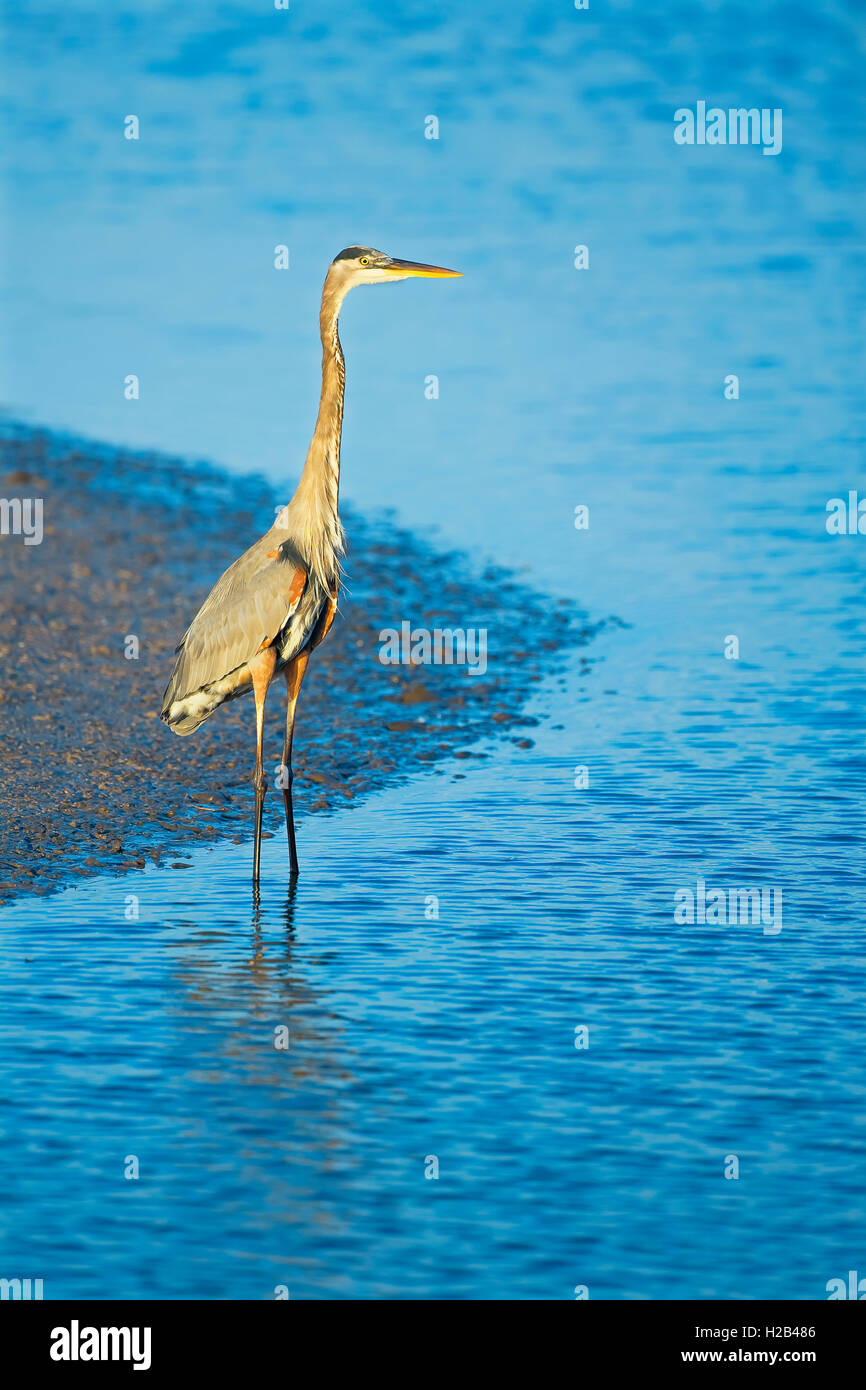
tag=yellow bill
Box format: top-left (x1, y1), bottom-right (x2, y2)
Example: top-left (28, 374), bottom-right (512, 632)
top-left (384, 258), bottom-right (462, 278)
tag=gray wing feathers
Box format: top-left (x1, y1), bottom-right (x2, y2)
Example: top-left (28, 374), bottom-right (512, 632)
top-left (162, 536), bottom-right (308, 710)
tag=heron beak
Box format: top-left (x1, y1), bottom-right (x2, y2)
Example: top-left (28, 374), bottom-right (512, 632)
top-left (384, 258), bottom-right (462, 278)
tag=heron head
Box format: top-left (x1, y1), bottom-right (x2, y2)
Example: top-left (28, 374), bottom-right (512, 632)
top-left (330, 246), bottom-right (462, 288)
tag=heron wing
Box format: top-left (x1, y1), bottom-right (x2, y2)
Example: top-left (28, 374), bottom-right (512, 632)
top-left (163, 537), bottom-right (310, 707)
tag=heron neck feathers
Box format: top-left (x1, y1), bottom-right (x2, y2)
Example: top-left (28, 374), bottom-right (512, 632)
top-left (288, 275), bottom-right (348, 589)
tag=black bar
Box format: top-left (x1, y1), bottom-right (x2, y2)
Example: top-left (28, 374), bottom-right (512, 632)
top-left (1, 1299), bottom-right (863, 1375)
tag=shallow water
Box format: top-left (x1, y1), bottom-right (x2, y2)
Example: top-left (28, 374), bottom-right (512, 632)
top-left (0, 652), bottom-right (863, 1300)
top-left (1, 1), bottom-right (865, 1298)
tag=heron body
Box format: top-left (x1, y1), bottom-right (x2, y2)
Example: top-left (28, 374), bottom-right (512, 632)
top-left (160, 531), bottom-right (330, 736)
top-left (160, 246), bottom-right (460, 883)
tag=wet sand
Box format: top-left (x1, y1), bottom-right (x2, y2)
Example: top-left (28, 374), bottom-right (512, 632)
top-left (0, 423), bottom-right (597, 903)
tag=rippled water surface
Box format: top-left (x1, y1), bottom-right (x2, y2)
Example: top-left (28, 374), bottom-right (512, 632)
top-left (1, 0), bottom-right (865, 1298)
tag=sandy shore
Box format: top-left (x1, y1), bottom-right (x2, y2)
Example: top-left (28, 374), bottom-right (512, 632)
top-left (0, 423), bottom-right (594, 903)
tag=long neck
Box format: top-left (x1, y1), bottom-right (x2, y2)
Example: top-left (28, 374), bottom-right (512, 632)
top-left (290, 276), bottom-right (347, 588)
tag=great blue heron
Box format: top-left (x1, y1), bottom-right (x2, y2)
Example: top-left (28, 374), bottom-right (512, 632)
top-left (160, 246), bottom-right (461, 883)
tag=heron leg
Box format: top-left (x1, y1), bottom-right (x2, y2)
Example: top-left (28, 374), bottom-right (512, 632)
top-left (281, 650), bottom-right (310, 877)
top-left (250, 647), bottom-right (277, 886)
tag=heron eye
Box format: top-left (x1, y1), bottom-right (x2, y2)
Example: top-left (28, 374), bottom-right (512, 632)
top-left (360, 256), bottom-right (369, 265)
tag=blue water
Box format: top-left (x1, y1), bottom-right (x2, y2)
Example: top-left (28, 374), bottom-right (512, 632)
top-left (1, 0), bottom-right (865, 1298)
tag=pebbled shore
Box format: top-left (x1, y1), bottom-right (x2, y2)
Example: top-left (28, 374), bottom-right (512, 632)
top-left (0, 423), bottom-right (597, 904)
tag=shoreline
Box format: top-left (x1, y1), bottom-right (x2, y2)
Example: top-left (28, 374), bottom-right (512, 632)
top-left (0, 422), bottom-right (598, 906)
